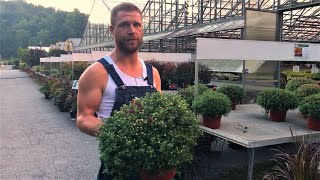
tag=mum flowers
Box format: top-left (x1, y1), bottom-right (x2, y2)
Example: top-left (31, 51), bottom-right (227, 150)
top-left (97, 92), bottom-right (202, 179)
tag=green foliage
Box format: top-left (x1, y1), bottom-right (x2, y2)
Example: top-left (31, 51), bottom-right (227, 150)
top-left (264, 142), bottom-right (320, 180)
top-left (17, 47), bottom-right (29, 62)
top-left (174, 62), bottom-right (213, 88)
top-left (19, 61), bottom-right (27, 69)
top-left (299, 93), bottom-right (320, 119)
top-left (145, 60), bottom-right (177, 90)
top-left (98, 93), bottom-right (202, 178)
top-left (217, 84), bottom-right (245, 103)
top-left (39, 77), bottom-right (54, 98)
top-left (74, 62), bottom-right (90, 80)
top-left (25, 49), bottom-right (46, 67)
top-left (47, 49), bottom-right (68, 57)
top-left (282, 70), bottom-right (320, 80)
top-left (310, 73), bottom-right (320, 80)
top-left (257, 88), bottom-right (299, 112)
top-left (214, 73), bottom-right (240, 81)
top-left (31, 65), bottom-right (43, 72)
top-left (0, 1), bottom-right (88, 58)
top-left (65, 92), bottom-right (77, 112)
top-left (192, 90), bottom-right (231, 117)
top-left (295, 84), bottom-right (320, 102)
top-left (50, 78), bottom-right (72, 111)
top-left (12, 59), bottom-right (20, 69)
top-left (177, 84), bottom-right (211, 108)
top-left (285, 77), bottom-right (316, 92)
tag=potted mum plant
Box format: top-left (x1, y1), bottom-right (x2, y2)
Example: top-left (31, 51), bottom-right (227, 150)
top-left (285, 77), bottom-right (316, 92)
top-left (39, 78), bottom-right (54, 99)
top-left (299, 93), bottom-right (320, 130)
top-left (177, 83), bottom-right (210, 109)
top-left (192, 90), bottom-right (231, 129)
top-left (257, 88), bottom-right (299, 122)
top-left (295, 83), bottom-right (320, 102)
top-left (217, 84), bottom-right (245, 110)
top-left (98, 93), bottom-right (202, 179)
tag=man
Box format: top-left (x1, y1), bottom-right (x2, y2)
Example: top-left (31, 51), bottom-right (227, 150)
top-left (76, 2), bottom-right (161, 179)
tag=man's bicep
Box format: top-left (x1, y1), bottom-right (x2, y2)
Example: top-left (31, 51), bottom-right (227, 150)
top-left (153, 67), bottom-right (161, 92)
top-left (77, 79), bottom-right (102, 116)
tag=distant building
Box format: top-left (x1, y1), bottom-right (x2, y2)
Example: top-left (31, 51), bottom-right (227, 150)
top-left (64, 38), bottom-right (81, 52)
top-left (49, 41), bottom-right (65, 51)
top-left (28, 46), bottom-right (49, 52)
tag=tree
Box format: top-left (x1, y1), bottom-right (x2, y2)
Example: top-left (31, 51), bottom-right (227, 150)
top-left (0, 1), bottom-right (88, 58)
top-left (25, 49), bottom-right (46, 67)
top-left (17, 47), bottom-right (29, 62)
top-left (48, 49), bottom-right (68, 57)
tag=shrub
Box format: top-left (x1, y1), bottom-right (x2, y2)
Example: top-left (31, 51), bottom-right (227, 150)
top-left (299, 93), bottom-right (320, 119)
top-left (98, 93), bottom-right (202, 178)
top-left (217, 84), bottom-right (245, 103)
top-left (74, 62), bottom-right (90, 80)
top-left (174, 61), bottom-right (212, 88)
top-left (310, 73), bottom-right (320, 80)
top-left (177, 84), bottom-right (211, 108)
top-left (285, 77), bottom-right (316, 92)
top-left (257, 88), bottom-right (299, 112)
top-left (192, 90), bottom-right (231, 117)
top-left (264, 142), bottom-right (320, 180)
top-left (145, 60), bottom-right (177, 90)
top-left (50, 78), bottom-right (72, 111)
top-left (295, 84), bottom-right (320, 102)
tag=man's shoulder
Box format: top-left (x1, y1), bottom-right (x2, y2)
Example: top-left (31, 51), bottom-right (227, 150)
top-left (81, 62), bottom-right (108, 80)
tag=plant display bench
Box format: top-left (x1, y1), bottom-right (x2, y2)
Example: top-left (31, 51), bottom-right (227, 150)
top-left (200, 104), bottom-right (320, 180)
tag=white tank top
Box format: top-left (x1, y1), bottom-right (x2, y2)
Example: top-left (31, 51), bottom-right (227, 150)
top-left (96, 56), bottom-right (150, 119)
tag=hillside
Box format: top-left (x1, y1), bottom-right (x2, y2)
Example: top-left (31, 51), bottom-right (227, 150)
top-left (0, 1), bottom-right (88, 58)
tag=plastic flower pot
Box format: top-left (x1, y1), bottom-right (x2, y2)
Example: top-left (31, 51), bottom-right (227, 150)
top-left (270, 110), bottom-right (287, 122)
top-left (307, 117), bottom-right (320, 131)
top-left (203, 116), bottom-right (222, 129)
top-left (231, 102), bottom-right (237, 110)
top-left (140, 169), bottom-right (176, 180)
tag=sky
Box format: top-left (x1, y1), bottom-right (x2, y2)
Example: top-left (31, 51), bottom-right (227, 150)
top-left (25, 0), bottom-right (95, 14)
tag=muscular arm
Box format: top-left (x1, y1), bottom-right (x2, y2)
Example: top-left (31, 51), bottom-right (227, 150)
top-left (77, 63), bottom-right (107, 136)
top-left (152, 67), bottom-right (161, 92)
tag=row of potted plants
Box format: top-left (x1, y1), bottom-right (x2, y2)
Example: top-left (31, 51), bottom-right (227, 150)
top-left (176, 83), bottom-right (245, 129)
top-left (39, 76), bottom-right (77, 118)
top-left (254, 77), bottom-right (320, 131)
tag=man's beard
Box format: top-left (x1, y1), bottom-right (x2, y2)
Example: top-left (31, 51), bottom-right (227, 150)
top-left (116, 37), bottom-right (142, 54)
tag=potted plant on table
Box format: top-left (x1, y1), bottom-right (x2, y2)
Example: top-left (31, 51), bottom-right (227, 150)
top-left (177, 83), bottom-right (211, 109)
top-left (257, 88), bottom-right (299, 122)
top-left (295, 83), bottom-right (320, 102)
top-left (285, 77), bottom-right (316, 92)
top-left (217, 84), bottom-right (245, 110)
top-left (192, 90), bottom-right (231, 129)
top-left (97, 93), bottom-right (202, 179)
top-left (299, 93), bottom-right (320, 130)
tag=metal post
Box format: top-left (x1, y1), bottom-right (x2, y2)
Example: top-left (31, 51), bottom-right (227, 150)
top-left (194, 50), bottom-right (199, 99)
top-left (247, 148), bottom-right (255, 180)
top-left (72, 57), bottom-right (74, 81)
top-left (242, 60), bottom-right (246, 89)
top-left (276, 11), bottom-right (283, 88)
top-left (60, 61), bottom-right (62, 77)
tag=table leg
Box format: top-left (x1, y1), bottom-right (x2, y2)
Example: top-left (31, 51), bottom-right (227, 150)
top-left (247, 148), bottom-right (255, 180)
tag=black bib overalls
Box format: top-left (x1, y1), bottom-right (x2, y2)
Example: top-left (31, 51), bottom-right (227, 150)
top-left (97, 58), bottom-right (157, 180)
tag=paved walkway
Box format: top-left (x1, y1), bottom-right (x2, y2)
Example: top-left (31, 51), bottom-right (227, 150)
top-left (0, 69), bottom-right (100, 179)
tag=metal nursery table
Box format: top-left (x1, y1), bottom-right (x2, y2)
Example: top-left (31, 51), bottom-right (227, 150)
top-left (200, 104), bottom-right (320, 180)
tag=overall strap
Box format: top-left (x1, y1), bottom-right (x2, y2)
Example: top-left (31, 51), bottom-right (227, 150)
top-left (146, 64), bottom-right (154, 86)
top-left (97, 58), bottom-right (125, 88)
